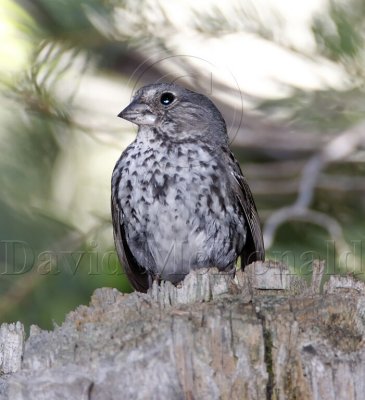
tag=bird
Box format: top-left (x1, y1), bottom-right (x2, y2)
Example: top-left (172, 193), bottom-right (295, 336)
top-left (111, 83), bottom-right (264, 292)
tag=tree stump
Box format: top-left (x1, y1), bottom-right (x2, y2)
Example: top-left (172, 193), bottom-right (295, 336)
top-left (0, 261), bottom-right (364, 400)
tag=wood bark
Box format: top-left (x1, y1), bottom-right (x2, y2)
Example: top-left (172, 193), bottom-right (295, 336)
top-left (0, 261), bottom-right (364, 400)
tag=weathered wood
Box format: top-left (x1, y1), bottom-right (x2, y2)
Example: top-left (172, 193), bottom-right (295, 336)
top-left (0, 261), bottom-right (364, 400)
top-left (0, 322), bottom-right (24, 374)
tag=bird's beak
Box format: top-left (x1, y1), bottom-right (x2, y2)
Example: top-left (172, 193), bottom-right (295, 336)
top-left (118, 100), bottom-right (157, 126)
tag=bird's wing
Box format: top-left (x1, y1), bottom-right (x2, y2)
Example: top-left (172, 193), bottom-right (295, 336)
top-left (111, 193), bottom-right (149, 292)
top-left (224, 149), bottom-right (265, 265)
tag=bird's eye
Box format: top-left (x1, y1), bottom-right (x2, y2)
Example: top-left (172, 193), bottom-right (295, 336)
top-left (160, 92), bottom-right (175, 106)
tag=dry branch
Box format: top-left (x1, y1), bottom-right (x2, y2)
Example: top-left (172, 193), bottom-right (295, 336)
top-left (263, 121), bottom-right (365, 250)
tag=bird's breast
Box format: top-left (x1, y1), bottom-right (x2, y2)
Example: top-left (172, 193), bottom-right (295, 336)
top-left (116, 140), bottom-right (235, 233)
top-left (113, 138), bottom-right (247, 277)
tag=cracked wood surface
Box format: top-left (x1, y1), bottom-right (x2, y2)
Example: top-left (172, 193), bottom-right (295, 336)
top-left (0, 261), bottom-right (365, 400)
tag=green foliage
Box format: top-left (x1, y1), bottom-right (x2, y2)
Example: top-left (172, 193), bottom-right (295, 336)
top-left (18, 0), bottom-right (111, 42)
top-left (312, 0), bottom-right (365, 64)
top-left (257, 88), bottom-right (365, 133)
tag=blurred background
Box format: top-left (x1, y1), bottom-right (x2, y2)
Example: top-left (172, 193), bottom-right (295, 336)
top-left (1, 0), bottom-right (364, 330)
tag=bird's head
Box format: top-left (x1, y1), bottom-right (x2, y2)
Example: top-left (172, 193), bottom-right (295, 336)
top-left (118, 83), bottom-right (228, 143)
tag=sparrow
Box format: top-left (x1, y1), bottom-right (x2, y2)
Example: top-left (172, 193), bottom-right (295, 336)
top-left (111, 83), bottom-right (264, 292)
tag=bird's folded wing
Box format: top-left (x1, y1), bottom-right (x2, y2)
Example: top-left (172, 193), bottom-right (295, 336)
top-left (111, 194), bottom-right (149, 292)
top-left (224, 150), bottom-right (265, 265)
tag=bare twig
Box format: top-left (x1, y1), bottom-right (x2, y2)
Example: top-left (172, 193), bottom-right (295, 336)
top-left (263, 121), bottom-right (365, 249)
